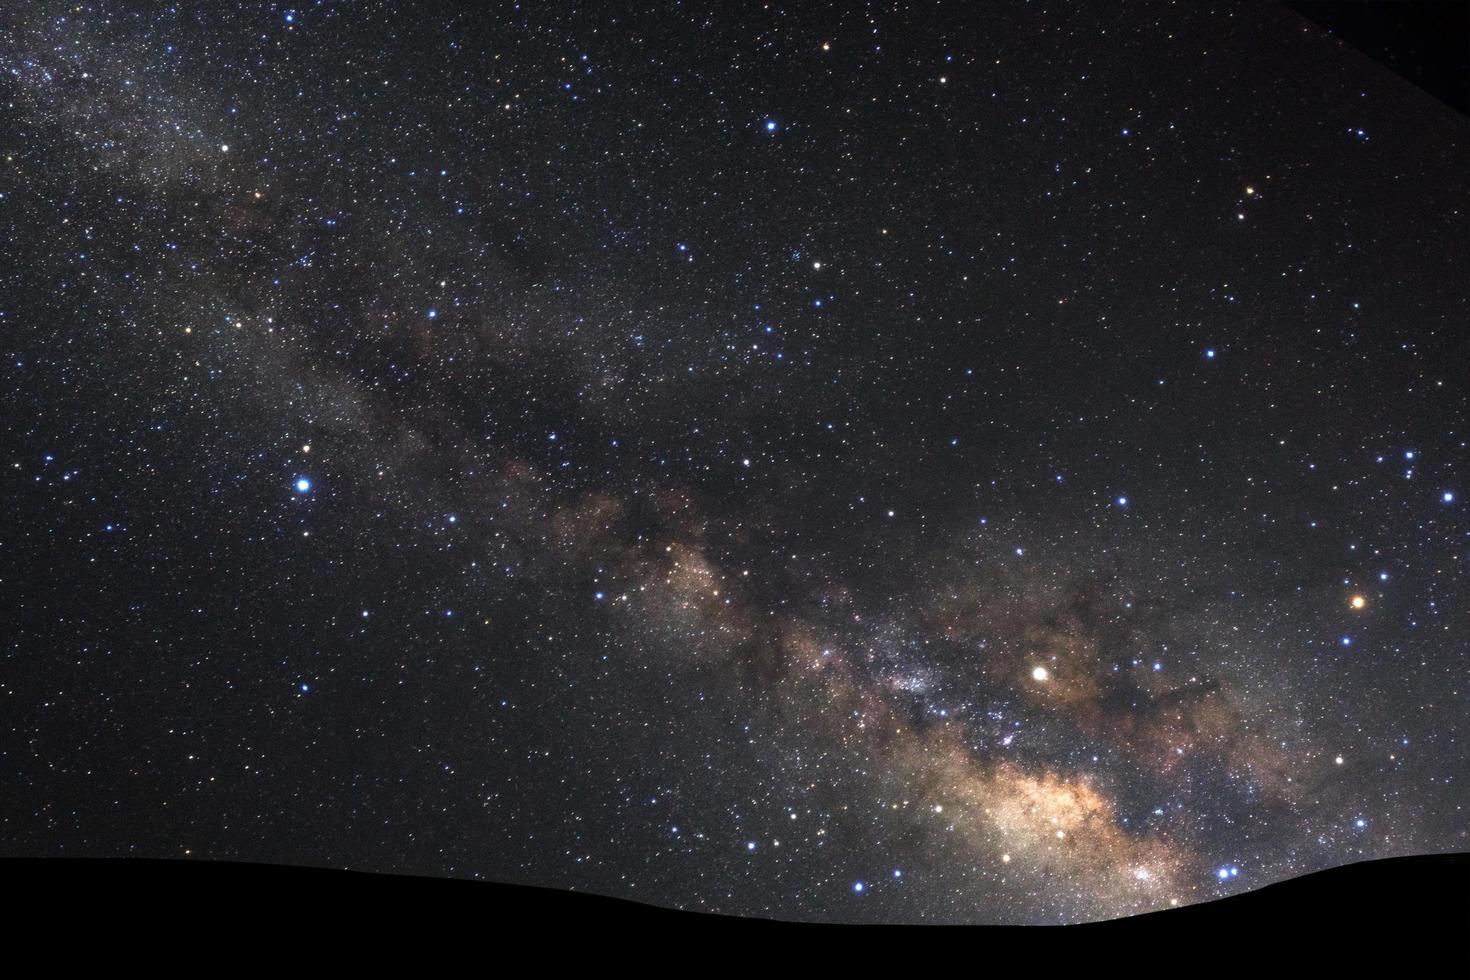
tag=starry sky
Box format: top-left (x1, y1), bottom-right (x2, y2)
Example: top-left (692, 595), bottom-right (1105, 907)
top-left (2, 2), bottom-right (1467, 924)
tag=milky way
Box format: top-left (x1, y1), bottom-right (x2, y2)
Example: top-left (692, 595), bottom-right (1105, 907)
top-left (2, 3), bottom-right (1467, 923)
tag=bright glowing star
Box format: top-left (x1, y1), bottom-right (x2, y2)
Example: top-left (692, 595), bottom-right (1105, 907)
top-left (939, 76), bottom-right (948, 84)
top-left (1204, 348), bottom-right (1216, 359)
top-left (852, 881), bottom-right (865, 893)
top-left (1379, 571), bottom-right (1390, 582)
top-left (1335, 755), bottom-right (1345, 765)
top-left (893, 869), bottom-right (902, 878)
top-left (1135, 868), bottom-right (1151, 880)
top-left (1341, 635), bottom-right (1352, 646)
top-left (299, 683), bottom-right (309, 692)
top-left (220, 144), bottom-right (229, 152)
top-left (1031, 666), bottom-right (1050, 682)
top-left (1350, 595), bottom-right (1366, 610)
top-left (1001, 853), bottom-right (1011, 863)
top-left (594, 592), bottom-right (604, 601)
top-left (1443, 491), bottom-right (1456, 503)
top-left (294, 478), bottom-right (312, 493)
top-left (1116, 496), bottom-right (1128, 507)
top-left (1245, 185), bottom-right (1255, 195)
top-left (764, 119), bottom-right (778, 132)
top-left (821, 41), bottom-right (831, 51)
top-left (426, 308), bottom-right (437, 319)
top-left (1355, 818), bottom-right (1367, 828)
top-left (812, 260), bottom-right (822, 270)
top-left (746, 841), bottom-right (756, 851)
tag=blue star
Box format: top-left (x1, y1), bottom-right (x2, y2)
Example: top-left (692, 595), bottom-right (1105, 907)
top-left (427, 308), bottom-right (437, 319)
top-left (852, 881), bottom-right (865, 893)
top-left (294, 477), bottom-right (312, 493)
top-left (765, 119), bottom-right (778, 132)
top-left (1204, 348), bottom-right (1216, 359)
top-left (1116, 496), bottom-right (1128, 507)
top-left (1443, 490), bottom-right (1456, 504)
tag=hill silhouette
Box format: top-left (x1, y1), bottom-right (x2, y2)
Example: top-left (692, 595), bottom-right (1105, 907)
top-left (3, 853), bottom-right (1464, 937)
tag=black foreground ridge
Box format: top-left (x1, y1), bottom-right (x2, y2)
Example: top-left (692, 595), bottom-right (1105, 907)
top-left (4, 854), bottom-right (1466, 933)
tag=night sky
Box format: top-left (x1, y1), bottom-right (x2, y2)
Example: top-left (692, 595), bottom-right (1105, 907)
top-left (2, 2), bottom-right (1467, 924)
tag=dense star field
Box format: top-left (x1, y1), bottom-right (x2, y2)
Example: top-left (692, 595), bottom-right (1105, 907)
top-left (2, 2), bottom-right (1467, 924)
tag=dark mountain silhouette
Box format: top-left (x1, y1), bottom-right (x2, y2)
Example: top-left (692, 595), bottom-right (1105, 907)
top-left (4, 853), bottom-right (1464, 938)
